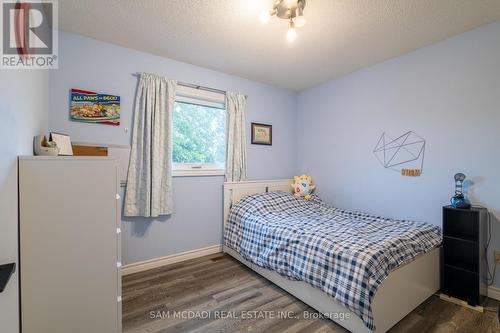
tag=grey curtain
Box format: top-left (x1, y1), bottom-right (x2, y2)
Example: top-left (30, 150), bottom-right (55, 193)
top-left (124, 73), bottom-right (177, 217)
top-left (225, 92), bottom-right (247, 182)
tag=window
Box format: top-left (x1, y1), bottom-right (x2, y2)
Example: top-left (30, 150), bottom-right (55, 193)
top-left (172, 85), bottom-right (226, 176)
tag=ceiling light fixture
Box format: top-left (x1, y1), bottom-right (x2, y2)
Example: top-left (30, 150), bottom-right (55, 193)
top-left (260, 0), bottom-right (306, 42)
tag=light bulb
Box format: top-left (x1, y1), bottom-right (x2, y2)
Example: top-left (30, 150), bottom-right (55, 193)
top-left (286, 27), bottom-right (297, 42)
top-left (260, 10), bottom-right (271, 24)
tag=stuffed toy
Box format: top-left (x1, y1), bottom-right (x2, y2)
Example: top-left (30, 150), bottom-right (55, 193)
top-left (291, 175), bottom-right (316, 200)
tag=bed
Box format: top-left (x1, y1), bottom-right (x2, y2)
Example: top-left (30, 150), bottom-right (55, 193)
top-left (222, 179), bottom-right (442, 333)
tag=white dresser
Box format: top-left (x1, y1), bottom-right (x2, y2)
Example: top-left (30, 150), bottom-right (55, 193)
top-left (18, 157), bottom-right (122, 333)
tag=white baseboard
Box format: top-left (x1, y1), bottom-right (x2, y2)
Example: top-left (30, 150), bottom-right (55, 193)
top-left (122, 244), bottom-right (222, 276)
top-left (488, 286), bottom-right (500, 301)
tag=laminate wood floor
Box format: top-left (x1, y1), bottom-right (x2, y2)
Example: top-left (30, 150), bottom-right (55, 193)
top-left (122, 253), bottom-right (499, 333)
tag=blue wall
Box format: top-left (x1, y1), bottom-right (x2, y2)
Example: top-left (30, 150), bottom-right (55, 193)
top-left (296, 21), bottom-right (500, 288)
top-left (49, 32), bottom-right (298, 264)
top-left (0, 71), bottom-right (49, 333)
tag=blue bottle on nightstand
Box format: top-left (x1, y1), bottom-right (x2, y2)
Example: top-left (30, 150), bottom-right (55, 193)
top-left (450, 173), bottom-right (471, 209)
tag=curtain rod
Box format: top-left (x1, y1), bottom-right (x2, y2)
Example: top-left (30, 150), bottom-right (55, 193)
top-left (131, 73), bottom-right (247, 98)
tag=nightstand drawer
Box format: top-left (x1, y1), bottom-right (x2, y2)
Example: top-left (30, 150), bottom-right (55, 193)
top-left (442, 265), bottom-right (479, 305)
top-left (443, 237), bottom-right (478, 273)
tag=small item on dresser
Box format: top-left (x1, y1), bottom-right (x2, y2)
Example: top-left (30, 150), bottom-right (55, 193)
top-left (291, 174), bottom-right (316, 200)
top-left (49, 132), bottom-right (74, 156)
top-left (33, 135), bottom-right (59, 156)
top-left (72, 144), bottom-right (108, 156)
top-left (450, 173), bottom-right (471, 209)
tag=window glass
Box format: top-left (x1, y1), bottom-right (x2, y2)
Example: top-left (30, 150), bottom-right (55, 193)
top-left (172, 101), bottom-right (225, 168)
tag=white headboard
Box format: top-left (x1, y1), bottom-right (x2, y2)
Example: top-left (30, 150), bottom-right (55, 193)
top-left (223, 179), bottom-right (293, 228)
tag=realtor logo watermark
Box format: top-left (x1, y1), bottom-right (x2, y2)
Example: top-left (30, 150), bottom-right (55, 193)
top-left (1, 0), bottom-right (58, 69)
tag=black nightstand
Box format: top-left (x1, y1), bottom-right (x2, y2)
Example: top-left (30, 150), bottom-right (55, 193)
top-left (442, 205), bottom-right (488, 306)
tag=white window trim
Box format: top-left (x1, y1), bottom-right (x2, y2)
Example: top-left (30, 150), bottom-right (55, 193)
top-left (172, 85), bottom-right (226, 177)
top-left (175, 84), bottom-right (226, 110)
top-left (172, 163), bottom-right (225, 177)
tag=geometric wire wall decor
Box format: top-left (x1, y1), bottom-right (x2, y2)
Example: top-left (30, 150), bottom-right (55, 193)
top-left (373, 131), bottom-right (426, 176)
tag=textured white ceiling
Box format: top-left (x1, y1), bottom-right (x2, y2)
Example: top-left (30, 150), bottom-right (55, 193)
top-left (59, 0), bottom-right (500, 90)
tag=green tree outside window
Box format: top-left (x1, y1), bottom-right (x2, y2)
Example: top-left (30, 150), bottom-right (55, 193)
top-left (173, 101), bottom-right (225, 165)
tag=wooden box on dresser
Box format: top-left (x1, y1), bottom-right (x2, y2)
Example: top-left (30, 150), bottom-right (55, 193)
top-left (18, 157), bottom-right (122, 333)
top-left (442, 205), bottom-right (488, 306)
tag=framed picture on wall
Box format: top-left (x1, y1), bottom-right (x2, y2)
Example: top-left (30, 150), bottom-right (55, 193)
top-left (251, 123), bottom-right (272, 145)
top-left (70, 89), bottom-right (121, 126)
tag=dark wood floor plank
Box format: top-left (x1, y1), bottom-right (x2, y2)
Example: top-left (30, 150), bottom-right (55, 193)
top-left (123, 254), bottom-right (499, 333)
top-left (123, 265), bottom-right (251, 321)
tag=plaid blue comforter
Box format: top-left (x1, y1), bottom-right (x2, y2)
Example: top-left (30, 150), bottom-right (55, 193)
top-left (224, 191), bottom-right (441, 330)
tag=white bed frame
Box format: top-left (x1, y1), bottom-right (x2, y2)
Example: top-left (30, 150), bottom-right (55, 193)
top-left (222, 179), bottom-right (440, 333)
